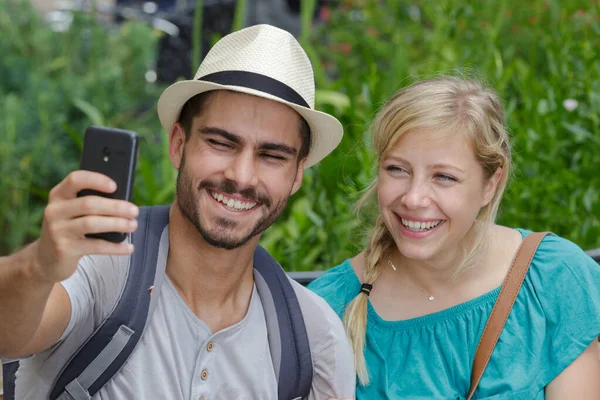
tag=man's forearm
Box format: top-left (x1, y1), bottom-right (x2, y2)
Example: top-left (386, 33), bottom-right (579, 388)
top-left (0, 241), bottom-right (55, 356)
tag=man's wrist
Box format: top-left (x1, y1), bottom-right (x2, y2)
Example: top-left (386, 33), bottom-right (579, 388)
top-left (21, 241), bottom-right (57, 286)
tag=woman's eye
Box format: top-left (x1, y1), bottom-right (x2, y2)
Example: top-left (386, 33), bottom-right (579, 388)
top-left (385, 165), bottom-right (406, 173)
top-left (435, 173), bottom-right (457, 183)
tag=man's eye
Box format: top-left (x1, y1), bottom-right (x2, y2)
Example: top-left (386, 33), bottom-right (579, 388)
top-left (262, 153), bottom-right (286, 161)
top-left (209, 139), bottom-right (232, 149)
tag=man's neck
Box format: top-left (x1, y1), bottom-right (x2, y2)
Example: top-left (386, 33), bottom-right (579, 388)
top-left (165, 203), bottom-right (257, 333)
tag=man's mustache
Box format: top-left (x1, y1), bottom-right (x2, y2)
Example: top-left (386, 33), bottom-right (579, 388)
top-left (199, 179), bottom-right (271, 208)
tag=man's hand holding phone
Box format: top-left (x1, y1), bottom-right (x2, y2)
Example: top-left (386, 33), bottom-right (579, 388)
top-left (29, 126), bottom-right (140, 284)
top-left (0, 127), bottom-right (139, 358)
top-left (30, 170), bottom-right (139, 284)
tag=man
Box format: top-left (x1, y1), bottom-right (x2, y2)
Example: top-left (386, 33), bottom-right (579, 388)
top-left (0, 24), bottom-right (355, 399)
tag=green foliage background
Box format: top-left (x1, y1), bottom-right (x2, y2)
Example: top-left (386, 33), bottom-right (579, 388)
top-left (1, 0), bottom-right (599, 270)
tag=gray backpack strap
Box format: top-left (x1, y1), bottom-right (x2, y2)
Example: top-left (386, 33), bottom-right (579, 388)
top-left (1, 358), bottom-right (19, 400)
top-left (49, 205), bottom-right (170, 400)
top-left (254, 245), bottom-right (313, 400)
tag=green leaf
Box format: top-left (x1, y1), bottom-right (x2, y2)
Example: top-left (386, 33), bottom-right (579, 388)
top-left (537, 99), bottom-right (549, 115)
top-left (315, 90), bottom-right (351, 112)
top-left (72, 98), bottom-right (105, 127)
top-left (562, 122), bottom-right (600, 145)
top-left (583, 186), bottom-right (595, 213)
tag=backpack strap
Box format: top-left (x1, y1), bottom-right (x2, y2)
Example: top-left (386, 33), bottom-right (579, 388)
top-left (254, 245), bottom-right (313, 400)
top-left (466, 231), bottom-right (550, 400)
top-left (50, 205), bottom-right (170, 400)
top-left (2, 358), bottom-right (19, 400)
top-left (46, 203), bottom-right (311, 399)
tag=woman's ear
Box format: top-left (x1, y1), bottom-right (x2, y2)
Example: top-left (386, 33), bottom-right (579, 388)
top-left (482, 167), bottom-right (503, 207)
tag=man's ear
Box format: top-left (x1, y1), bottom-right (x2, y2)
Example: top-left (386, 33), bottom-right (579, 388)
top-left (290, 158), bottom-right (306, 195)
top-left (482, 167), bottom-right (503, 207)
top-left (169, 123), bottom-right (186, 169)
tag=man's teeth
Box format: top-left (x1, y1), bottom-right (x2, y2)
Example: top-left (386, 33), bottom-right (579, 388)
top-left (401, 218), bottom-right (442, 231)
top-left (210, 191), bottom-right (257, 211)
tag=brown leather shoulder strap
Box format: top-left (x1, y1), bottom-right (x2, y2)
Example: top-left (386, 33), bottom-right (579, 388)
top-left (466, 231), bottom-right (551, 400)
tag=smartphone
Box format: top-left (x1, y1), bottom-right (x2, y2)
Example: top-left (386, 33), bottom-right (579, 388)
top-left (78, 126), bottom-right (139, 243)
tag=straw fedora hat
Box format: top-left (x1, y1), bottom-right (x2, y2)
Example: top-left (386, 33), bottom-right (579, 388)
top-left (157, 24), bottom-right (343, 168)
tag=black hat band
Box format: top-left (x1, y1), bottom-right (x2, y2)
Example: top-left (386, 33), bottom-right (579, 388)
top-left (199, 70), bottom-right (310, 109)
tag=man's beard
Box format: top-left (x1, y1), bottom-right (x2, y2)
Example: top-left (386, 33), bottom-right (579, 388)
top-left (176, 155), bottom-right (291, 250)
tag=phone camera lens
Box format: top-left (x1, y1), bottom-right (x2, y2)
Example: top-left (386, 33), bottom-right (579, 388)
top-left (102, 147), bottom-right (111, 157)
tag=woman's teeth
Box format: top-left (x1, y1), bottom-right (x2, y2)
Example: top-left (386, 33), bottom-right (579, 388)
top-left (401, 218), bottom-right (442, 231)
top-left (210, 191), bottom-right (257, 211)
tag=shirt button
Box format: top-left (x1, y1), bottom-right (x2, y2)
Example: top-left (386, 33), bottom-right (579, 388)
top-left (207, 341), bottom-right (214, 352)
top-left (201, 369), bottom-right (209, 380)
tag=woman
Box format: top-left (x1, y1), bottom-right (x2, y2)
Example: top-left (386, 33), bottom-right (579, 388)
top-left (308, 76), bottom-right (600, 399)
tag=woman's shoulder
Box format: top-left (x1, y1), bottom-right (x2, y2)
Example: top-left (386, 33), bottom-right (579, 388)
top-left (517, 228), bottom-right (598, 277)
top-left (515, 228), bottom-right (600, 321)
top-left (513, 228), bottom-right (600, 387)
top-left (307, 257), bottom-right (362, 318)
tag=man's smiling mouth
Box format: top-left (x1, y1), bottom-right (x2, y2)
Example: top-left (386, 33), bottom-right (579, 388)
top-left (209, 189), bottom-right (259, 211)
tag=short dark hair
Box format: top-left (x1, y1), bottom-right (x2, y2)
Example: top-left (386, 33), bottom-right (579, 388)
top-left (297, 114), bottom-right (311, 161)
top-left (178, 91), bottom-right (214, 140)
top-left (177, 91), bottom-right (311, 162)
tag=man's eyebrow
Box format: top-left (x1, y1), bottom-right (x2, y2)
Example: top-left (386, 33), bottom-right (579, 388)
top-left (199, 127), bottom-right (297, 156)
top-left (259, 142), bottom-right (298, 156)
top-left (199, 127), bottom-right (243, 144)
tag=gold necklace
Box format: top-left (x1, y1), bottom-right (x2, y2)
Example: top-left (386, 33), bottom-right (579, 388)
top-left (387, 259), bottom-right (436, 301)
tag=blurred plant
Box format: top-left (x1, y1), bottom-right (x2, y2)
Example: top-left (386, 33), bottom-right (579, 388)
top-left (2, 0), bottom-right (599, 269)
top-left (0, 0), bottom-right (252, 256)
top-left (0, 0), bottom-right (167, 254)
top-left (259, 0), bottom-right (600, 270)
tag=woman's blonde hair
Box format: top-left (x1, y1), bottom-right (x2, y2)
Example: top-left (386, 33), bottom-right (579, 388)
top-left (344, 76), bottom-right (512, 385)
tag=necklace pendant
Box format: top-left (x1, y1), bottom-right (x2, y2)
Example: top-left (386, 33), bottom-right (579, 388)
top-left (388, 259), bottom-right (397, 271)
top-left (428, 295), bottom-right (435, 301)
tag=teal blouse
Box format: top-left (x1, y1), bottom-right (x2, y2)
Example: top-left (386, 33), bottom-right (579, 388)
top-left (308, 229), bottom-right (600, 399)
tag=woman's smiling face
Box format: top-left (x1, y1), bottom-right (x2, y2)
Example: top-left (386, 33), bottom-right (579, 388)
top-left (377, 127), bottom-right (500, 264)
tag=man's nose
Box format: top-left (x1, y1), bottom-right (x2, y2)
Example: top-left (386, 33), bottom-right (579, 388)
top-left (223, 150), bottom-right (259, 189)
